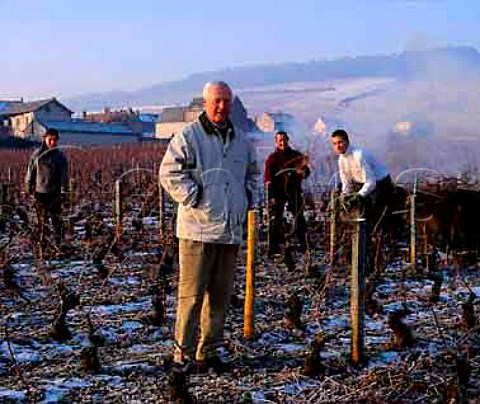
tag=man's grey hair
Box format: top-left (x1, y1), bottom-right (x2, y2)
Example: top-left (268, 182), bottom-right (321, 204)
top-left (202, 81), bottom-right (233, 99)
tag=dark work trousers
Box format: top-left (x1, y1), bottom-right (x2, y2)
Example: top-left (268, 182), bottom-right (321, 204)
top-left (269, 192), bottom-right (307, 251)
top-left (359, 175), bottom-right (394, 276)
top-left (366, 175), bottom-right (394, 234)
top-left (34, 192), bottom-right (63, 245)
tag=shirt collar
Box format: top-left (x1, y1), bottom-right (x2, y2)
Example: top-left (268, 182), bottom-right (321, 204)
top-left (341, 144), bottom-right (355, 157)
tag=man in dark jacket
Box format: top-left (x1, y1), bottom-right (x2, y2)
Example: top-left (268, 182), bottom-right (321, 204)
top-left (264, 131), bottom-right (310, 255)
top-left (25, 128), bottom-right (68, 245)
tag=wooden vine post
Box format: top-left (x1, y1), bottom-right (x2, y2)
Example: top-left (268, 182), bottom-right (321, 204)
top-left (114, 179), bottom-right (123, 238)
top-left (410, 176), bottom-right (417, 267)
top-left (350, 212), bottom-right (366, 364)
top-left (329, 188), bottom-right (337, 267)
top-left (158, 182), bottom-right (165, 241)
top-left (244, 209), bottom-right (256, 340)
top-left (0, 183), bottom-right (8, 216)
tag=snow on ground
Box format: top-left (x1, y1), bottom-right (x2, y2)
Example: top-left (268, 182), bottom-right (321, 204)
top-left (1, 228), bottom-right (480, 402)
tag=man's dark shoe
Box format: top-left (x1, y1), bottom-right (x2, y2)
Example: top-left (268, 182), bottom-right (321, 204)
top-left (168, 363), bottom-right (193, 403)
top-left (268, 246), bottom-right (280, 258)
top-left (298, 241), bottom-right (307, 254)
top-left (196, 356), bottom-right (229, 375)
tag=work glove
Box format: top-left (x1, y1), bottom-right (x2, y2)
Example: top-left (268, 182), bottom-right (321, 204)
top-left (342, 193), bottom-right (364, 211)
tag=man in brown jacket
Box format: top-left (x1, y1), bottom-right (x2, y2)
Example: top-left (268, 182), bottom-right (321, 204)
top-left (264, 131), bottom-right (310, 255)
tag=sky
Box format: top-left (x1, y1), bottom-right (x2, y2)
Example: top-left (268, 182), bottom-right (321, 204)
top-left (0, 0), bottom-right (479, 99)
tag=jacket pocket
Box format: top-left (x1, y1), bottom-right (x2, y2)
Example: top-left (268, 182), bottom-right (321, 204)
top-left (198, 183), bottom-right (226, 223)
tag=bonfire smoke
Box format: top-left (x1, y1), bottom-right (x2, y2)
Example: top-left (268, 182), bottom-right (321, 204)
top-left (241, 50), bottom-right (480, 185)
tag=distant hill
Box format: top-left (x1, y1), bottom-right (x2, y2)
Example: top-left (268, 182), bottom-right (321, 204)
top-left (65, 46), bottom-right (480, 112)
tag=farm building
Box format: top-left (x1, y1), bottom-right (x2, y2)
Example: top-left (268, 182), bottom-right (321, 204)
top-left (255, 111), bottom-right (295, 132)
top-left (0, 98), bottom-right (144, 144)
top-left (155, 96), bottom-right (257, 139)
top-left (82, 107), bottom-right (157, 137)
top-left (37, 120), bottom-right (141, 145)
top-left (0, 98), bottom-right (72, 138)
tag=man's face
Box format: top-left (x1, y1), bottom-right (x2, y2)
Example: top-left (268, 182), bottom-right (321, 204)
top-left (274, 134), bottom-right (288, 151)
top-left (44, 134), bottom-right (58, 149)
top-left (330, 136), bottom-right (349, 155)
top-left (203, 84), bottom-right (232, 123)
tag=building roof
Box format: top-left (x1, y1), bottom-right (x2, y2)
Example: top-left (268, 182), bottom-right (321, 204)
top-left (0, 98), bottom-right (73, 116)
top-left (0, 101), bottom-right (22, 115)
top-left (39, 120), bottom-right (139, 136)
top-left (260, 111), bottom-right (294, 119)
top-left (160, 106), bottom-right (187, 123)
top-left (189, 97), bottom-right (203, 108)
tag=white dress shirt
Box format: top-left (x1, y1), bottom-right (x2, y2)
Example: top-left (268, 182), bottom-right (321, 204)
top-left (338, 145), bottom-right (389, 197)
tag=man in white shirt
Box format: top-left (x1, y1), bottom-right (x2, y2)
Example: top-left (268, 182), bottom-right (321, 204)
top-left (330, 129), bottom-right (393, 223)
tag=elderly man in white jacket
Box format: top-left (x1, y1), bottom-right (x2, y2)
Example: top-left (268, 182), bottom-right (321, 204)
top-left (160, 81), bottom-right (257, 375)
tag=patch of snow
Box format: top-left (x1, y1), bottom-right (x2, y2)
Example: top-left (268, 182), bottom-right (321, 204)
top-left (91, 300), bottom-right (149, 315)
top-left (108, 276), bottom-right (141, 285)
top-left (72, 332), bottom-right (90, 347)
top-left (282, 379), bottom-right (320, 395)
top-left (304, 323), bottom-right (323, 334)
top-left (251, 390), bottom-right (276, 404)
top-left (8, 311), bottom-right (26, 320)
top-left (41, 378), bottom-right (91, 404)
top-left (94, 375), bottom-right (124, 386)
top-left (0, 342), bottom-right (42, 363)
top-left (0, 388), bottom-right (27, 401)
top-left (276, 343), bottom-right (304, 352)
top-left (320, 350), bottom-right (343, 360)
top-left (107, 361), bottom-right (157, 374)
top-left (376, 283), bottom-right (401, 294)
top-left (365, 320), bottom-right (384, 332)
top-left (142, 217), bottom-right (158, 225)
top-left (322, 315), bottom-right (349, 328)
top-left (127, 344), bottom-right (154, 354)
top-left (369, 351), bottom-right (401, 366)
top-left (121, 320), bottom-right (144, 332)
top-left (257, 330), bottom-right (290, 345)
top-left (365, 335), bottom-right (388, 345)
top-left (43, 343), bottom-right (75, 354)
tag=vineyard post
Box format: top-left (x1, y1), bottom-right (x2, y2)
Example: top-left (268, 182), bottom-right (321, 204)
top-left (350, 212), bottom-right (366, 365)
top-left (68, 178), bottom-right (75, 232)
top-left (329, 188), bottom-right (337, 267)
top-left (410, 176), bottom-right (417, 267)
top-left (136, 162), bottom-right (141, 191)
top-left (158, 182), bottom-right (165, 240)
top-left (244, 209), bottom-right (255, 340)
top-left (68, 178), bottom-right (75, 205)
top-left (114, 179), bottom-right (123, 238)
top-left (0, 183), bottom-right (7, 216)
top-left (265, 184), bottom-right (270, 253)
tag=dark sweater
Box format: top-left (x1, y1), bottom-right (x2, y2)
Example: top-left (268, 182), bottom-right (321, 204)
top-left (25, 145), bottom-right (68, 195)
top-left (264, 147), bottom-right (310, 200)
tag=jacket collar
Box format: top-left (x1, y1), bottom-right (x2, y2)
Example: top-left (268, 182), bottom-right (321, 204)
top-left (199, 111), bottom-right (234, 138)
top-left (275, 146), bottom-right (292, 153)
